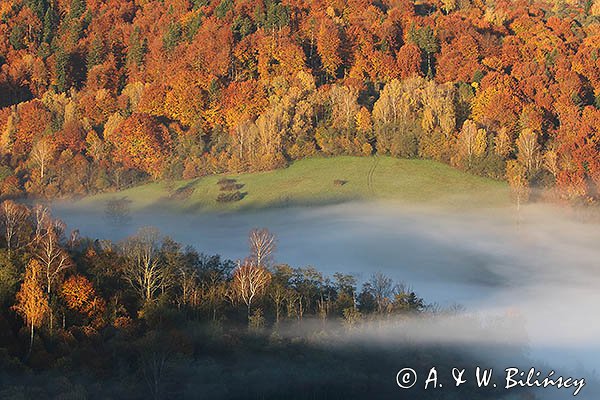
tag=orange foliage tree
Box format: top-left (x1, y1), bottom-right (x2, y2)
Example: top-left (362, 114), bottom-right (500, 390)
top-left (61, 274), bottom-right (106, 328)
top-left (13, 259), bottom-right (50, 356)
top-left (110, 113), bottom-right (172, 179)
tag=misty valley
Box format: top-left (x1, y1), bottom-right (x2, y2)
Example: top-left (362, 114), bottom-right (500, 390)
top-left (0, 174), bottom-right (598, 400)
top-left (1, 0), bottom-right (599, 398)
top-left (40, 199), bottom-right (598, 399)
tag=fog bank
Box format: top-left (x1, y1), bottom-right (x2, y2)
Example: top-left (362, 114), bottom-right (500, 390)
top-left (52, 199), bottom-right (600, 398)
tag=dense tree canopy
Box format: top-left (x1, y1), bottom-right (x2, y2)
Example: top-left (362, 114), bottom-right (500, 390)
top-left (0, 0), bottom-right (598, 202)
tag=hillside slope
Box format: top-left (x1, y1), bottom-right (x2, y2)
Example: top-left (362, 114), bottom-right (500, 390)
top-left (73, 156), bottom-right (510, 213)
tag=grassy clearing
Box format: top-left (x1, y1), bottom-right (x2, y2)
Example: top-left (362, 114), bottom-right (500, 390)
top-left (74, 156), bottom-right (510, 213)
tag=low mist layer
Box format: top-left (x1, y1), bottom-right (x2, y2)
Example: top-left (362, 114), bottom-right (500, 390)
top-left (52, 199), bottom-right (600, 398)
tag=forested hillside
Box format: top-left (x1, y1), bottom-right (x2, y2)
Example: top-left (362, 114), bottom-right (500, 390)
top-left (0, 0), bottom-right (599, 202)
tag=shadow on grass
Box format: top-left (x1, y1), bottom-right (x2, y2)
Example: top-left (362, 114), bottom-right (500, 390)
top-left (168, 180), bottom-right (199, 201)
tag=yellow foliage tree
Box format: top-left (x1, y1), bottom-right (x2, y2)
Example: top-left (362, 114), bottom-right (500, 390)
top-left (516, 128), bottom-right (541, 175)
top-left (458, 120), bottom-right (487, 168)
top-left (506, 160), bottom-right (530, 212)
top-left (13, 260), bottom-right (50, 356)
top-left (494, 127), bottom-right (512, 158)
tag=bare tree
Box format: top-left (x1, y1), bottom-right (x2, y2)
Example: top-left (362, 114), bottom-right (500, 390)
top-left (0, 200), bottom-right (30, 254)
top-left (248, 228), bottom-right (276, 267)
top-left (369, 272), bottom-right (393, 313)
top-left (231, 260), bottom-right (271, 319)
top-left (269, 282), bottom-right (287, 324)
top-left (34, 218), bottom-right (72, 296)
top-left (32, 204), bottom-right (50, 240)
top-left (175, 265), bottom-right (198, 310)
top-left (203, 280), bottom-right (227, 321)
top-left (285, 290), bottom-right (301, 320)
top-left (123, 227), bottom-right (171, 304)
top-left (33, 215), bottom-right (72, 333)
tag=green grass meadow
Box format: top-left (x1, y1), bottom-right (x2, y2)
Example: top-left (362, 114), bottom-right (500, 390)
top-left (75, 156), bottom-right (510, 213)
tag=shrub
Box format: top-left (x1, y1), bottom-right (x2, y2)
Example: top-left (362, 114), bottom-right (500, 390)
top-left (468, 152), bottom-right (506, 180)
top-left (217, 178), bottom-right (236, 185)
top-left (216, 191), bottom-right (243, 203)
top-left (218, 177), bottom-right (244, 191)
top-left (170, 185), bottom-right (195, 200)
top-left (219, 181), bottom-right (244, 191)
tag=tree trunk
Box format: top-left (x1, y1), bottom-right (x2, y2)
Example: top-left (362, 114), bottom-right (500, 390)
top-left (28, 324), bottom-right (34, 358)
top-left (516, 195), bottom-right (521, 227)
top-left (427, 53), bottom-right (432, 77)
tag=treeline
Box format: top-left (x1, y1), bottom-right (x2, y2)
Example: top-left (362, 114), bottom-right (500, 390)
top-left (0, 0), bottom-right (599, 202)
top-left (0, 200), bottom-right (432, 372)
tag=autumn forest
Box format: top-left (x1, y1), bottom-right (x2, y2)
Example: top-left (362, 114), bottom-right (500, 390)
top-left (0, 0), bottom-right (599, 399)
top-left (0, 0), bottom-right (598, 202)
